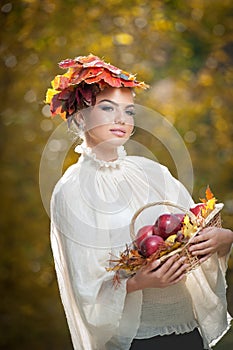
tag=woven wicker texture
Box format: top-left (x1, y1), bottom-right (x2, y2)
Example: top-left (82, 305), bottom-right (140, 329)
top-left (130, 201), bottom-right (223, 273)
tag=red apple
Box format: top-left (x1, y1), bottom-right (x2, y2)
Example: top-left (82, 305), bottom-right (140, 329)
top-left (140, 235), bottom-right (164, 257)
top-left (175, 213), bottom-right (185, 223)
top-left (154, 213), bottom-right (183, 240)
top-left (135, 225), bottom-right (154, 248)
top-left (190, 203), bottom-right (206, 216)
top-left (153, 225), bottom-right (160, 235)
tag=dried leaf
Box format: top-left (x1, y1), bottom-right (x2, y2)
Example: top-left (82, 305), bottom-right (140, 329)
top-left (59, 58), bottom-right (81, 69)
top-left (206, 185), bottom-right (215, 200)
top-left (182, 215), bottom-right (197, 238)
top-left (206, 198), bottom-right (216, 211)
top-left (200, 186), bottom-right (217, 217)
top-left (46, 53), bottom-right (149, 120)
top-left (200, 185), bottom-right (217, 203)
top-left (45, 88), bottom-right (59, 104)
top-left (52, 75), bottom-right (69, 90)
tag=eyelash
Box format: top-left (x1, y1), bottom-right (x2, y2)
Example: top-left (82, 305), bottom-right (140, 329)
top-left (100, 106), bottom-right (114, 112)
top-left (100, 105), bottom-right (136, 117)
top-left (126, 110), bottom-right (136, 117)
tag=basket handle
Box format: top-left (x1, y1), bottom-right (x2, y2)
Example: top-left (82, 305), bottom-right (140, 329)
top-left (130, 200), bottom-right (197, 241)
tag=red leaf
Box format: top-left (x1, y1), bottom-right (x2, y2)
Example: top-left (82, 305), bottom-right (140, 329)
top-left (53, 75), bottom-right (70, 90)
top-left (58, 88), bottom-right (74, 100)
top-left (121, 80), bottom-right (139, 87)
top-left (50, 94), bottom-right (62, 114)
top-left (59, 58), bottom-right (81, 69)
top-left (86, 70), bottom-right (121, 87)
top-left (80, 55), bottom-right (121, 73)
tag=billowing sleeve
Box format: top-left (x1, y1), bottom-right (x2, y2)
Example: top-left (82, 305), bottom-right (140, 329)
top-left (50, 221), bottom-right (130, 350)
top-left (133, 156), bottom-right (195, 209)
top-left (50, 165), bottom-right (142, 350)
top-left (185, 253), bottom-right (232, 349)
top-left (50, 220), bottom-right (93, 350)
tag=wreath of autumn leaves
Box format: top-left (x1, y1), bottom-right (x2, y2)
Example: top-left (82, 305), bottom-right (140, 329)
top-left (45, 54), bottom-right (149, 121)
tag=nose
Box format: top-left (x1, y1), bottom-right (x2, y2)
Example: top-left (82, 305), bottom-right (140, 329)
top-left (113, 106), bottom-right (125, 124)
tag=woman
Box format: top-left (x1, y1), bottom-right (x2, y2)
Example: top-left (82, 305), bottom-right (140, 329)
top-left (45, 54), bottom-right (233, 350)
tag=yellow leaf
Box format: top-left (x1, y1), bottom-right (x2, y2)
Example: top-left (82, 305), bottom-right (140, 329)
top-left (165, 234), bottom-right (177, 243)
top-left (45, 88), bottom-right (59, 104)
top-left (206, 198), bottom-right (216, 211)
top-left (64, 68), bottom-right (74, 79)
top-left (183, 214), bottom-right (190, 225)
top-left (182, 215), bottom-right (197, 238)
top-left (51, 75), bottom-right (62, 89)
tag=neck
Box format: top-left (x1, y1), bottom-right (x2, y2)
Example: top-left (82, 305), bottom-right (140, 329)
top-left (85, 141), bottom-right (119, 162)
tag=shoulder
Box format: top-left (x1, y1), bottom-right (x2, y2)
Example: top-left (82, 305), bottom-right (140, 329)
top-left (52, 162), bottom-right (80, 199)
top-left (126, 155), bottom-right (170, 174)
top-left (126, 155), bottom-right (194, 206)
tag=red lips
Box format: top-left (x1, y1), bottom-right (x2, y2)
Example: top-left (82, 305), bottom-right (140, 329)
top-left (109, 128), bottom-right (126, 136)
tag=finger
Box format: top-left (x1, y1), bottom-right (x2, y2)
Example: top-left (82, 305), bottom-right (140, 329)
top-left (189, 237), bottom-right (216, 255)
top-left (200, 227), bottom-right (213, 234)
top-left (169, 262), bottom-right (189, 281)
top-left (168, 271), bottom-right (188, 285)
top-left (195, 227), bottom-right (218, 241)
top-left (159, 254), bottom-right (180, 273)
top-left (189, 240), bottom-right (210, 252)
top-left (163, 257), bottom-right (188, 279)
top-left (156, 255), bottom-right (185, 280)
top-left (145, 258), bottom-right (162, 272)
top-left (190, 246), bottom-right (212, 256)
top-left (191, 233), bottom-right (210, 244)
top-left (198, 253), bottom-right (212, 263)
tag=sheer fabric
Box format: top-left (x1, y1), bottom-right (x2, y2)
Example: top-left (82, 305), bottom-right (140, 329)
top-left (50, 144), bottom-right (232, 350)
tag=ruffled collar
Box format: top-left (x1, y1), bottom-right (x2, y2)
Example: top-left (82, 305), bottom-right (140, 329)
top-left (74, 143), bottom-right (127, 168)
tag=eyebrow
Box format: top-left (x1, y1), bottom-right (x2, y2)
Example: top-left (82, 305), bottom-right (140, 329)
top-left (97, 99), bottom-right (135, 108)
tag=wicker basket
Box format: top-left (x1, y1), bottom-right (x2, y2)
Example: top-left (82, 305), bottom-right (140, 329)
top-left (129, 201), bottom-right (224, 273)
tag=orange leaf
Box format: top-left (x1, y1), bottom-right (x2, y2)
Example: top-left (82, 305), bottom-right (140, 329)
top-left (205, 185), bottom-right (214, 200)
top-left (200, 185), bottom-right (216, 203)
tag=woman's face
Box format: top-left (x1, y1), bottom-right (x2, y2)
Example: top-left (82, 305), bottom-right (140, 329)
top-left (82, 87), bottom-right (135, 148)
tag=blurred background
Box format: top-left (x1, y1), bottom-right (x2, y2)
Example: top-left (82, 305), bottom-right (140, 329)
top-left (0, 0), bottom-right (232, 349)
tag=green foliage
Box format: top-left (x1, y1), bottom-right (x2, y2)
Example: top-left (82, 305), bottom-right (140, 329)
top-left (0, 0), bottom-right (232, 348)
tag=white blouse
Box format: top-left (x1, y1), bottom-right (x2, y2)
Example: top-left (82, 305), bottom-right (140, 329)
top-left (50, 144), bottom-right (232, 350)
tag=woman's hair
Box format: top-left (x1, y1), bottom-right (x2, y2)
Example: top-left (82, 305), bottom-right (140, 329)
top-left (68, 111), bottom-right (86, 141)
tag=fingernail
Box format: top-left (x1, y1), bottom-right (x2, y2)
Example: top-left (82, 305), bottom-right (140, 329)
top-left (180, 256), bottom-right (186, 262)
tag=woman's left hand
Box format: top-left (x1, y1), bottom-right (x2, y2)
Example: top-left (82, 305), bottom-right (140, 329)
top-left (189, 227), bottom-right (233, 262)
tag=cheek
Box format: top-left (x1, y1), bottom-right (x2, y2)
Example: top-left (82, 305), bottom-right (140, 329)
top-left (84, 113), bottom-right (109, 130)
top-left (86, 125), bottom-right (109, 138)
top-left (129, 122), bottom-right (134, 131)
top-left (127, 121), bottom-right (134, 133)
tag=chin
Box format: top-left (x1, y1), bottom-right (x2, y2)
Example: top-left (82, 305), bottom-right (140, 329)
top-left (107, 137), bottom-right (129, 147)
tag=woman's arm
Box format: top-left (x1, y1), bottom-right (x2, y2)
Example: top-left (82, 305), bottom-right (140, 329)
top-left (188, 227), bottom-right (233, 260)
top-left (127, 254), bottom-right (189, 293)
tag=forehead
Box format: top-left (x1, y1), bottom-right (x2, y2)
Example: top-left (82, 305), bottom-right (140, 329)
top-left (95, 87), bottom-right (134, 104)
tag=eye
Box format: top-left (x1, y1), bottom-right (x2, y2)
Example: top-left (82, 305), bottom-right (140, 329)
top-left (100, 105), bottom-right (114, 112)
top-left (125, 109), bottom-right (136, 117)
